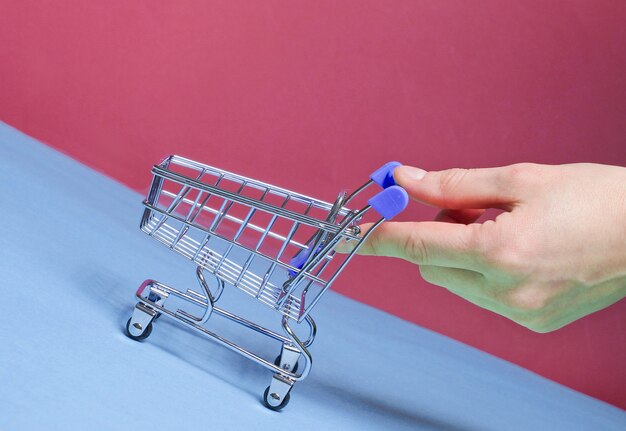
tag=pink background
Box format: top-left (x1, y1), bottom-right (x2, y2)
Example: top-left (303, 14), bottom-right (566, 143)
top-left (2, 1), bottom-right (625, 408)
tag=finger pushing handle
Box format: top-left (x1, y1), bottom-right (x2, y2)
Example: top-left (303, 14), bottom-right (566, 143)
top-left (370, 161), bottom-right (402, 189)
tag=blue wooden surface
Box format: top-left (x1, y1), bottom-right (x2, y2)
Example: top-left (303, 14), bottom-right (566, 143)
top-left (0, 122), bottom-right (624, 430)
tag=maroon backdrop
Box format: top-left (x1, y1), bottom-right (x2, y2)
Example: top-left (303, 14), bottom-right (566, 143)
top-left (2, 1), bottom-right (625, 408)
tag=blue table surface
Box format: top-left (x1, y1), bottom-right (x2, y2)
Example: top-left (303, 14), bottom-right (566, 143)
top-left (1, 122), bottom-right (624, 430)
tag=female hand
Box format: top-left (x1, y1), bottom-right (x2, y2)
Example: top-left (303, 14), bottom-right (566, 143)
top-left (340, 163), bottom-right (626, 332)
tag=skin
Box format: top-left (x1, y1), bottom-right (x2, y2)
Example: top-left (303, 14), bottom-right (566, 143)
top-left (337, 163), bottom-right (626, 332)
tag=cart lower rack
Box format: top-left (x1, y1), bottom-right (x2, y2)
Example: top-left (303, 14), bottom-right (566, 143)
top-left (125, 156), bottom-right (408, 410)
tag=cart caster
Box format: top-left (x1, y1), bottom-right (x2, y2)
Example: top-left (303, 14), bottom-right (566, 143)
top-left (125, 318), bottom-right (153, 341)
top-left (125, 302), bottom-right (157, 341)
top-left (274, 354), bottom-right (299, 373)
top-left (274, 343), bottom-right (301, 374)
top-left (262, 386), bottom-right (290, 411)
top-left (263, 372), bottom-right (294, 411)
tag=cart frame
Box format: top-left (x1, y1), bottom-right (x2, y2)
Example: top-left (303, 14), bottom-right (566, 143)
top-left (125, 156), bottom-right (407, 410)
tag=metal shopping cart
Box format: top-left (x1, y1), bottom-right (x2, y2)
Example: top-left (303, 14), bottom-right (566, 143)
top-left (125, 156), bottom-right (408, 410)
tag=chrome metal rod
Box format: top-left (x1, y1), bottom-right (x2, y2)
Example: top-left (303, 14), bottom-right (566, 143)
top-left (135, 282), bottom-right (314, 379)
top-left (152, 165), bottom-right (347, 232)
top-left (299, 215), bottom-right (384, 321)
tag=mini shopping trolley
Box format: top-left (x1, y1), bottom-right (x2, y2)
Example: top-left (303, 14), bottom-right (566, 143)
top-left (125, 155), bottom-right (408, 410)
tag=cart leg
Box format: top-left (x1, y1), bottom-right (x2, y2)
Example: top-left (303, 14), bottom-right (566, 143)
top-left (262, 316), bottom-right (315, 410)
top-left (126, 302), bottom-right (158, 341)
top-left (194, 266), bottom-right (224, 323)
top-left (263, 373), bottom-right (295, 411)
top-left (275, 343), bottom-right (301, 373)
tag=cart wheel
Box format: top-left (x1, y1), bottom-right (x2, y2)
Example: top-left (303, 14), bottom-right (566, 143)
top-left (125, 318), bottom-right (153, 341)
top-left (274, 354), bottom-right (299, 373)
top-left (262, 386), bottom-right (290, 411)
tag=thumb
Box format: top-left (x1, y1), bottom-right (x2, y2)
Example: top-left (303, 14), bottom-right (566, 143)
top-left (394, 165), bottom-right (518, 210)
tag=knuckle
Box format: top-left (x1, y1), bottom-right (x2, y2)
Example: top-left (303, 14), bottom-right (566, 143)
top-left (504, 285), bottom-right (551, 313)
top-left (503, 163), bottom-right (541, 189)
top-left (479, 228), bottom-right (531, 276)
top-left (404, 229), bottom-right (430, 264)
top-left (496, 285), bottom-right (555, 333)
top-left (488, 246), bottom-right (526, 274)
top-left (467, 222), bottom-right (490, 255)
top-left (367, 231), bottom-right (385, 256)
top-left (437, 168), bottom-right (471, 206)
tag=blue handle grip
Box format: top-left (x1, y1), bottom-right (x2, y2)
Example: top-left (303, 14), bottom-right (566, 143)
top-left (368, 185), bottom-right (409, 220)
top-left (370, 161), bottom-right (402, 189)
top-left (369, 162), bottom-right (409, 219)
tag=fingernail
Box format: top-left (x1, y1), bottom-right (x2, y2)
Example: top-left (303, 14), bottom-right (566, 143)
top-left (398, 166), bottom-right (427, 181)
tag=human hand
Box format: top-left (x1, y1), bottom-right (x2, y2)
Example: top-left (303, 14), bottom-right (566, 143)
top-left (339, 163), bottom-right (626, 332)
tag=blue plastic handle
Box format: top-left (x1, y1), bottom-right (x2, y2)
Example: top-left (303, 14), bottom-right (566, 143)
top-left (368, 185), bottom-right (409, 220)
top-left (370, 161), bottom-right (402, 189)
top-left (288, 245), bottom-right (322, 277)
top-left (290, 161), bottom-right (407, 274)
